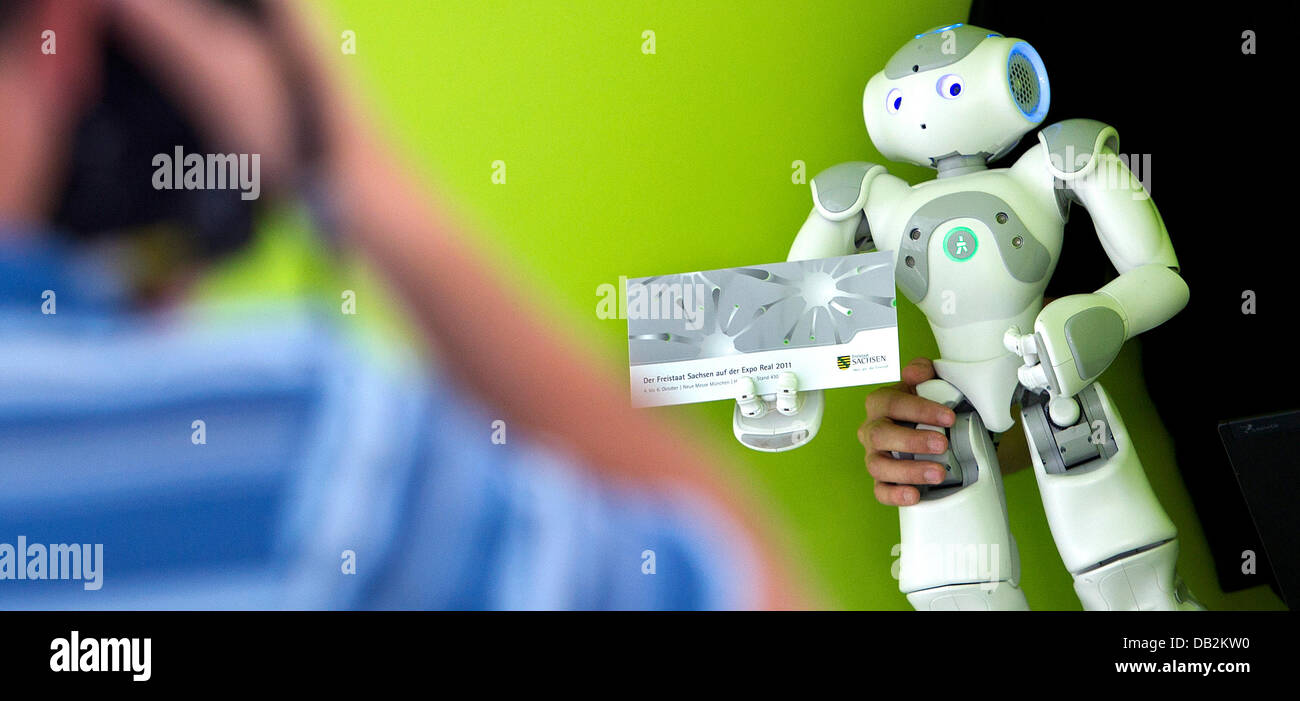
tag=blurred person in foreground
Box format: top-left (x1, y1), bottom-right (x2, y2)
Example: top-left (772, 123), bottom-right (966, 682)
top-left (0, 0), bottom-right (804, 609)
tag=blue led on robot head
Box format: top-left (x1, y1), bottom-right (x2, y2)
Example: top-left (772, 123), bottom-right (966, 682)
top-left (1007, 41), bottom-right (1050, 123)
top-left (914, 23), bottom-right (964, 39)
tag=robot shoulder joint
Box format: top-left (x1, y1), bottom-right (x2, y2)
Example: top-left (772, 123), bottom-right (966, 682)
top-left (811, 161), bottom-right (887, 221)
top-left (1036, 119), bottom-right (1120, 182)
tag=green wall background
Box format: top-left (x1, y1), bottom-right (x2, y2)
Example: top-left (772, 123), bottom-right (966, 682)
top-left (208, 1), bottom-right (1283, 609)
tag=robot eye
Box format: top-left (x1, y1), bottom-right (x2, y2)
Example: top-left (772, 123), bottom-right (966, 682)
top-left (886, 88), bottom-right (903, 114)
top-left (937, 74), bottom-right (964, 99)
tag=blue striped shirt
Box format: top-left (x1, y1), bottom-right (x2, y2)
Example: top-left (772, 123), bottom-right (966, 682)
top-left (0, 233), bottom-right (754, 609)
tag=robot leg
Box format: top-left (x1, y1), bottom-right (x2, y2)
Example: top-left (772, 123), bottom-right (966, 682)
top-left (1020, 382), bottom-right (1203, 610)
top-left (896, 379), bottom-right (1028, 610)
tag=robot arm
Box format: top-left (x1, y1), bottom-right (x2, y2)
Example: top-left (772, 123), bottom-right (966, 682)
top-left (732, 162), bottom-right (889, 452)
top-left (1007, 120), bottom-right (1189, 402)
top-left (787, 206), bottom-right (863, 260)
top-left (789, 161), bottom-right (890, 258)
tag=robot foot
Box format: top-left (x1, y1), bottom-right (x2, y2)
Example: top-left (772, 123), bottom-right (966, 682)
top-left (1071, 539), bottom-right (1205, 611)
top-left (906, 581), bottom-right (1030, 611)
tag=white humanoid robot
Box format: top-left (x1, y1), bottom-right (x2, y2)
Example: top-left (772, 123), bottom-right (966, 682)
top-left (732, 23), bottom-right (1201, 610)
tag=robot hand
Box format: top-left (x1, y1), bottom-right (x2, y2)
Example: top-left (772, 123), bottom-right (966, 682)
top-left (736, 371), bottom-right (802, 419)
top-left (732, 371), bottom-right (824, 452)
top-left (1010, 293), bottom-right (1127, 397)
top-left (1005, 293), bottom-right (1126, 424)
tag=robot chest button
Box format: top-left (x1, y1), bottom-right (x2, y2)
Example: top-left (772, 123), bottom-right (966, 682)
top-left (943, 226), bottom-right (979, 262)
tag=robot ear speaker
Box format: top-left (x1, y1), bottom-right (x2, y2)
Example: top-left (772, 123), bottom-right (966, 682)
top-left (1007, 41), bottom-right (1050, 122)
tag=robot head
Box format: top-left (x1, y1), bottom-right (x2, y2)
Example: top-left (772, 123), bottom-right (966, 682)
top-left (863, 23), bottom-right (1049, 168)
